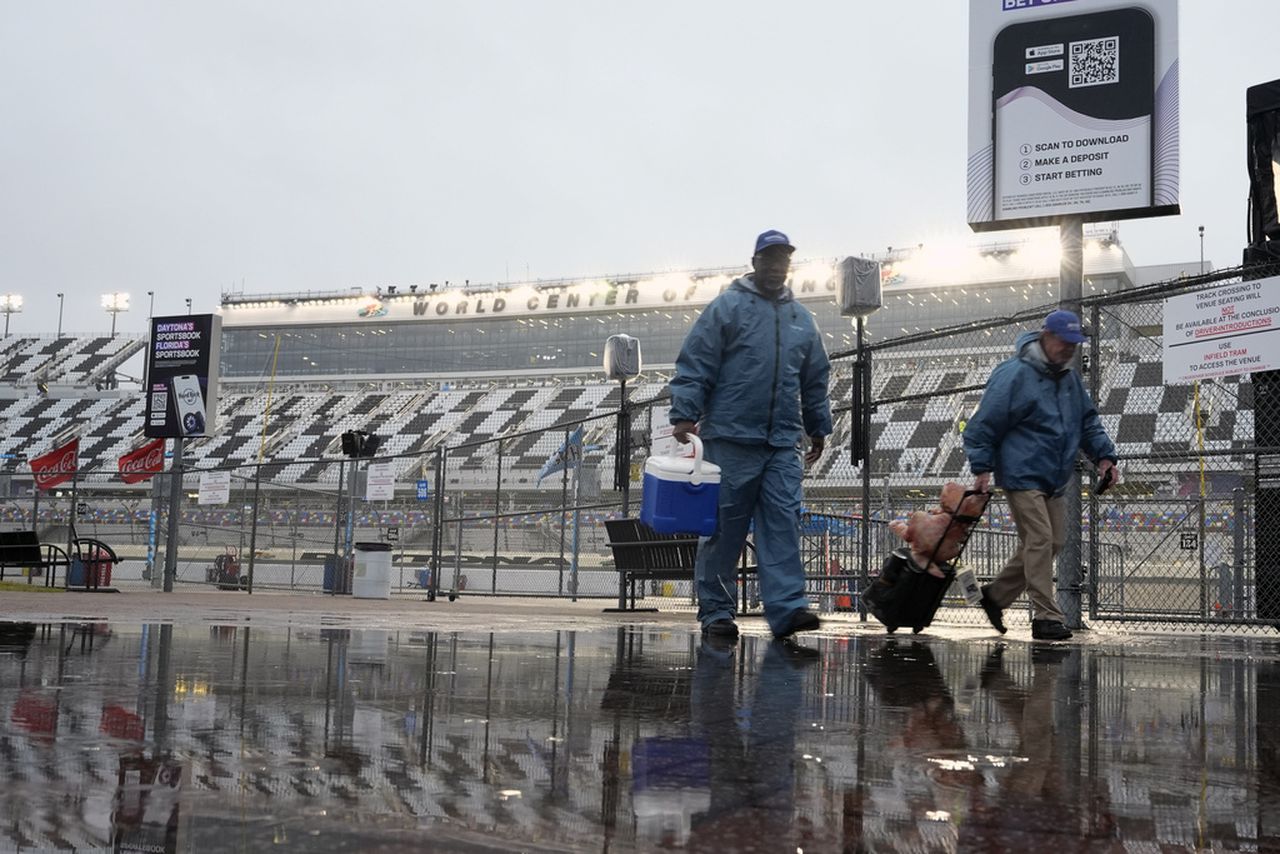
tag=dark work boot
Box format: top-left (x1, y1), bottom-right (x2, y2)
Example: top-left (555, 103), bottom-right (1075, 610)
top-left (701, 619), bottom-right (739, 641)
top-left (773, 609), bottom-right (820, 640)
top-left (1031, 620), bottom-right (1073, 641)
top-left (979, 586), bottom-right (1006, 634)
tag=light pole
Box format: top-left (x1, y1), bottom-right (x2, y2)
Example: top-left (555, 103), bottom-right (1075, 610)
top-left (185, 298), bottom-right (192, 315)
top-left (101, 292), bottom-right (130, 337)
top-left (56, 293), bottom-right (64, 338)
top-left (147, 291), bottom-right (155, 320)
top-left (1198, 225), bottom-right (1205, 274)
top-left (0, 294), bottom-right (22, 337)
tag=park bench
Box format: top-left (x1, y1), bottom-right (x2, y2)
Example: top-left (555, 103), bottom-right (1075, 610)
top-left (0, 531), bottom-right (120, 591)
top-left (0, 530), bottom-right (69, 588)
top-left (603, 519), bottom-right (755, 612)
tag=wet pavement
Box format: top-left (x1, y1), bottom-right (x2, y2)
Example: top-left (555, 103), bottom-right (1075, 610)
top-left (1, 615), bottom-right (1278, 852)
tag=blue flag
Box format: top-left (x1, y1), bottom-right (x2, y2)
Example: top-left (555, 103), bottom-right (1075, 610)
top-left (537, 426), bottom-right (584, 485)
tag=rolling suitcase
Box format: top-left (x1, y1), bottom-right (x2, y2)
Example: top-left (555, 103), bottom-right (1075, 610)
top-left (863, 490), bottom-right (991, 634)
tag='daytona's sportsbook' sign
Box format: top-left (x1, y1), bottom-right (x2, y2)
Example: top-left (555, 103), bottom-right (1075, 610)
top-left (144, 314), bottom-right (222, 439)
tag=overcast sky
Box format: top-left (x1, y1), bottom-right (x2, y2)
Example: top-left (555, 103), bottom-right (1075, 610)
top-left (1, 1), bottom-right (1274, 336)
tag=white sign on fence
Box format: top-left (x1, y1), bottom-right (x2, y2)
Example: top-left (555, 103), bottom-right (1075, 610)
top-left (649, 405), bottom-right (694, 459)
top-left (1163, 275), bottom-right (1280, 383)
top-left (365, 462), bottom-right (395, 501)
top-left (198, 470), bottom-right (232, 505)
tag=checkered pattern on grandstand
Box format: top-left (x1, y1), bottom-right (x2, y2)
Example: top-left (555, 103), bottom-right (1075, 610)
top-left (0, 334), bottom-right (142, 385)
top-left (0, 347), bottom-right (1257, 487)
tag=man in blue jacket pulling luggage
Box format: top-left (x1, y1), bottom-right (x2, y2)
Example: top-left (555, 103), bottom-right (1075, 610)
top-left (963, 309), bottom-right (1119, 641)
top-left (669, 230), bottom-right (832, 642)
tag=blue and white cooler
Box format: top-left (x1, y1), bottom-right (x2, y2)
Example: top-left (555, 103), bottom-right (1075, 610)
top-left (640, 435), bottom-right (721, 536)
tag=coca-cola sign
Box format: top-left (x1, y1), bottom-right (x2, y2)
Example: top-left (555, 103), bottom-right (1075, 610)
top-left (118, 437), bottom-right (166, 484)
top-left (31, 438), bottom-right (79, 492)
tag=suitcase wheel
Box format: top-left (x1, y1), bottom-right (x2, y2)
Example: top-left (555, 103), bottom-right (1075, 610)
top-left (912, 626), bottom-right (924, 634)
top-left (885, 625), bottom-right (897, 634)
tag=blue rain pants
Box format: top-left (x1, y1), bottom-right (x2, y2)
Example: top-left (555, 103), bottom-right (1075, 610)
top-left (695, 438), bottom-right (809, 635)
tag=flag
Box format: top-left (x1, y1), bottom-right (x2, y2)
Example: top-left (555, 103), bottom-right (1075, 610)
top-left (118, 437), bottom-right (165, 484)
top-left (537, 426), bottom-right (584, 485)
top-left (31, 437), bottom-right (79, 491)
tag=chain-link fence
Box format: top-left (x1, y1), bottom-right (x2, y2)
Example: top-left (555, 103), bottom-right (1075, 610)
top-left (3, 264), bottom-right (1277, 631)
top-left (825, 261), bottom-right (1280, 630)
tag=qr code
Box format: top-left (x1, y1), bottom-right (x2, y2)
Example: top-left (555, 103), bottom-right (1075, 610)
top-left (1069, 36), bottom-right (1119, 88)
top-left (151, 391), bottom-right (168, 420)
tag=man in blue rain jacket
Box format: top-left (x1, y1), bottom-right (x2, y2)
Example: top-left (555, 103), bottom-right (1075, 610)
top-left (669, 229), bottom-right (832, 641)
top-left (964, 310), bottom-right (1119, 641)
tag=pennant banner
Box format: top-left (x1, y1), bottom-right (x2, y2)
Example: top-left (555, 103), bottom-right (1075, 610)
top-left (31, 438), bottom-right (79, 492)
top-left (537, 426), bottom-right (584, 485)
top-left (118, 437), bottom-right (166, 484)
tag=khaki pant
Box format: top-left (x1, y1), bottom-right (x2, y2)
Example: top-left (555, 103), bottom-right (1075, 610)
top-left (987, 490), bottom-right (1066, 622)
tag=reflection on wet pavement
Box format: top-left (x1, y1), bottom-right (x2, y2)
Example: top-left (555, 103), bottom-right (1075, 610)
top-left (0, 620), bottom-right (1277, 851)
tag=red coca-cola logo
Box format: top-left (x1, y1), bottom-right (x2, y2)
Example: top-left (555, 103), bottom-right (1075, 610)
top-left (121, 446), bottom-right (163, 474)
top-left (35, 449), bottom-right (78, 479)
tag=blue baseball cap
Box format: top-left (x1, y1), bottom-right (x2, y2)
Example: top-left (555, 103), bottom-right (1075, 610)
top-left (754, 230), bottom-right (795, 255)
top-left (1043, 309), bottom-right (1087, 344)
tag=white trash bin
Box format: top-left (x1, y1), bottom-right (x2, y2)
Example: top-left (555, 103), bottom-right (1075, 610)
top-left (352, 542), bottom-right (393, 599)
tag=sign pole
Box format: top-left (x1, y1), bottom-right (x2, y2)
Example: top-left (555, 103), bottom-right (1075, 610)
top-left (162, 436), bottom-right (184, 593)
top-left (1058, 215), bottom-right (1085, 629)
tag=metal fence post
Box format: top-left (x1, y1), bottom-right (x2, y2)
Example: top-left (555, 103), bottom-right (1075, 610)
top-left (858, 320), bottom-right (872, 622)
top-left (1058, 215), bottom-right (1084, 629)
top-left (162, 436), bottom-right (184, 592)
top-left (1088, 302), bottom-right (1101, 622)
top-left (559, 427), bottom-right (570, 597)
top-left (429, 447), bottom-right (445, 602)
top-left (246, 463), bottom-right (260, 595)
top-left (492, 438), bottom-right (503, 594)
top-left (332, 458), bottom-right (345, 595)
top-left (1234, 487), bottom-right (1246, 617)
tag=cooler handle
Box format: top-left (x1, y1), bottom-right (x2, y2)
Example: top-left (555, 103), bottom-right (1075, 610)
top-left (689, 434), bottom-right (706, 485)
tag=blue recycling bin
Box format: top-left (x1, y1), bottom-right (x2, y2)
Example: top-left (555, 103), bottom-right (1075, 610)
top-left (323, 554), bottom-right (339, 593)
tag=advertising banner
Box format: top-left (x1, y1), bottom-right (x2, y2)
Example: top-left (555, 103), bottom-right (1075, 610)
top-left (31, 438), bottom-right (79, 492)
top-left (968, 0), bottom-right (1179, 230)
top-left (118, 438), bottom-right (166, 484)
top-left (144, 314), bottom-right (222, 438)
top-left (1163, 275), bottom-right (1280, 382)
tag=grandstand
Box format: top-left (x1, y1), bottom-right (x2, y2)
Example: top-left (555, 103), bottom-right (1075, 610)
top-left (0, 231), bottom-right (1236, 498)
top-left (0, 232), bottom-right (1257, 618)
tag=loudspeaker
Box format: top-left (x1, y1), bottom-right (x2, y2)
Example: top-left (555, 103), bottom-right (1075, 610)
top-left (838, 256), bottom-right (882, 317)
top-left (603, 334), bottom-right (642, 380)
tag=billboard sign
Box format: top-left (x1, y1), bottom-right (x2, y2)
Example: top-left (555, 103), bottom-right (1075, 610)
top-left (968, 0), bottom-right (1179, 230)
top-left (144, 314), bottom-right (222, 438)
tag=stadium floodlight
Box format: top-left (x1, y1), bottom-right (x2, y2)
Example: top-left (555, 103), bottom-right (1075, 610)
top-left (101, 292), bottom-right (130, 337)
top-left (0, 294), bottom-right (23, 337)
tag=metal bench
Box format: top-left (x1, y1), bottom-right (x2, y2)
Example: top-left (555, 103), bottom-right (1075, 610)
top-left (0, 532), bottom-right (120, 591)
top-left (603, 519), bottom-right (755, 612)
top-left (0, 530), bottom-right (69, 588)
